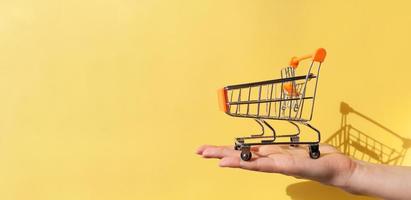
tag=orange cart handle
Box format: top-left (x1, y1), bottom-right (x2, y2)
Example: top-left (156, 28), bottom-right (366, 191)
top-left (217, 88), bottom-right (229, 113)
top-left (289, 48), bottom-right (326, 69)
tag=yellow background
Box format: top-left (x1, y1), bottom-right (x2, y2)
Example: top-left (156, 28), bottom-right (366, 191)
top-left (1, 0), bottom-right (411, 199)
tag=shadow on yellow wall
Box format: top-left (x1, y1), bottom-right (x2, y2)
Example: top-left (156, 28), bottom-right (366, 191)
top-left (287, 102), bottom-right (411, 200)
top-left (327, 102), bottom-right (411, 165)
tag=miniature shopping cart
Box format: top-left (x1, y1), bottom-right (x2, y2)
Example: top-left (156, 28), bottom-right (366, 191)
top-left (218, 48), bottom-right (326, 161)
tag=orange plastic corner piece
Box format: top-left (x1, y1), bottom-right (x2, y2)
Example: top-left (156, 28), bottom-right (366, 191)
top-left (218, 88), bottom-right (228, 112)
top-left (313, 48), bottom-right (327, 63)
top-left (289, 56), bottom-right (299, 69)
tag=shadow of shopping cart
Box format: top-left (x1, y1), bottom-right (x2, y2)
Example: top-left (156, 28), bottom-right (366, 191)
top-left (325, 102), bottom-right (411, 165)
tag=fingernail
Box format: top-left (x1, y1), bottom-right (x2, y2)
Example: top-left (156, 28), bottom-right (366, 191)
top-left (196, 148), bottom-right (202, 155)
top-left (196, 145), bottom-right (207, 155)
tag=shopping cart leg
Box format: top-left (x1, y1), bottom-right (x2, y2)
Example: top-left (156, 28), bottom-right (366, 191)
top-left (290, 136), bottom-right (300, 147)
top-left (302, 123), bottom-right (321, 143)
top-left (234, 137), bottom-right (244, 150)
top-left (301, 123), bottom-right (321, 159)
top-left (251, 119), bottom-right (265, 137)
top-left (289, 121), bottom-right (301, 147)
top-left (261, 120), bottom-right (276, 143)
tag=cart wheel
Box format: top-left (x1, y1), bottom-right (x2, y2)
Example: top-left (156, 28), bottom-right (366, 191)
top-left (240, 149), bottom-right (252, 161)
top-left (234, 144), bottom-right (240, 150)
top-left (290, 136), bottom-right (299, 147)
top-left (309, 144), bottom-right (320, 159)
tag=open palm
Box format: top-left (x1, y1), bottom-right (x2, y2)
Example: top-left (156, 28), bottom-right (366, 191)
top-left (197, 144), bottom-right (357, 187)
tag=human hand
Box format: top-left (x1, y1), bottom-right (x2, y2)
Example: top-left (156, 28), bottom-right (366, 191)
top-left (196, 144), bottom-right (357, 188)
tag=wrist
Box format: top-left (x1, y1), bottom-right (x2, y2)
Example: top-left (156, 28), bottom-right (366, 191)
top-left (340, 160), bottom-right (371, 195)
top-left (338, 159), bottom-right (411, 200)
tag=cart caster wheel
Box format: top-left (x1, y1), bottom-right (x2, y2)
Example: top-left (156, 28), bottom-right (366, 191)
top-left (309, 144), bottom-right (320, 159)
top-left (240, 150), bottom-right (252, 161)
top-left (290, 136), bottom-right (299, 147)
top-left (234, 144), bottom-right (240, 150)
top-left (309, 151), bottom-right (320, 159)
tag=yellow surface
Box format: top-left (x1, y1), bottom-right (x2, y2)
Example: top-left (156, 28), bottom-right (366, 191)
top-left (1, 0), bottom-right (411, 199)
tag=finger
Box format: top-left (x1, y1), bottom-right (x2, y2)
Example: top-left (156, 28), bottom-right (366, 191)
top-left (196, 144), bottom-right (215, 155)
top-left (248, 145), bottom-right (277, 152)
top-left (218, 151), bottom-right (261, 167)
top-left (250, 145), bottom-right (261, 151)
top-left (197, 144), bottom-right (234, 155)
top-left (220, 156), bottom-right (287, 173)
top-left (219, 157), bottom-right (241, 167)
top-left (240, 157), bottom-right (282, 172)
top-left (221, 153), bottom-right (301, 175)
top-left (202, 146), bottom-right (239, 159)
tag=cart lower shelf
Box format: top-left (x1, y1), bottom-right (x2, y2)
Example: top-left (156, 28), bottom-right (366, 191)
top-left (234, 136), bottom-right (321, 161)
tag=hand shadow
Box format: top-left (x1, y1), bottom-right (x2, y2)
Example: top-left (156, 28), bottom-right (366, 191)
top-left (287, 181), bottom-right (378, 200)
top-left (287, 102), bottom-right (411, 200)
